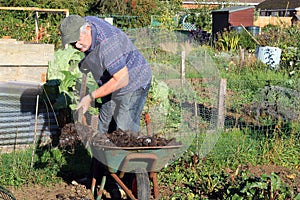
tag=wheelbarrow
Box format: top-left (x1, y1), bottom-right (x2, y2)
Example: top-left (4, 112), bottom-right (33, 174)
top-left (77, 74), bottom-right (184, 199)
top-left (90, 143), bottom-right (183, 200)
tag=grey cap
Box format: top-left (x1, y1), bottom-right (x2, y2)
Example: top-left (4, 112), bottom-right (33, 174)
top-left (60, 15), bottom-right (85, 46)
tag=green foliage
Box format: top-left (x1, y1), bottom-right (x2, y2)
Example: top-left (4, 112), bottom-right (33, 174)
top-left (0, 0), bottom-right (93, 47)
top-left (0, 144), bottom-right (92, 187)
top-left (0, 0), bottom-right (187, 47)
top-left (44, 46), bottom-right (83, 110)
top-left (152, 0), bottom-right (182, 31)
top-left (218, 25), bottom-right (300, 74)
top-left (90, 0), bottom-right (182, 30)
top-left (236, 30), bottom-right (259, 51)
top-left (184, 6), bottom-right (212, 31)
top-left (44, 46), bottom-right (99, 115)
top-left (145, 78), bottom-right (170, 114)
top-left (0, 0), bottom-right (92, 16)
top-left (214, 31), bottom-right (240, 52)
top-left (92, 0), bottom-right (157, 28)
top-left (256, 25), bottom-right (300, 72)
top-left (0, 10), bottom-right (36, 42)
top-left (47, 46), bottom-right (83, 81)
top-left (237, 173), bottom-right (293, 199)
top-left (158, 132), bottom-right (300, 199)
top-left (0, 147), bottom-right (64, 187)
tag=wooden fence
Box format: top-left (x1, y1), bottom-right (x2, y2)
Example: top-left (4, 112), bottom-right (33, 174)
top-left (254, 16), bottom-right (292, 27)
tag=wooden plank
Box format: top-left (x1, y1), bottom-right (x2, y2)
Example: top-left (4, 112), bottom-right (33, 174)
top-left (0, 66), bottom-right (47, 83)
top-left (0, 39), bottom-right (24, 44)
top-left (0, 6), bottom-right (69, 14)
top-left (0, 43), bottom-right (54, 66)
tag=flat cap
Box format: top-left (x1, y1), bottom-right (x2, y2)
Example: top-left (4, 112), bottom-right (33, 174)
top-left (60, 15), bottom-right (85, 46)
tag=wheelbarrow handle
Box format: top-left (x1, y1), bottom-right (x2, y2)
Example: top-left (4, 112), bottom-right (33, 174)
top-left (144, 112), bottom-right (151, 136)
top-left (80, 73), bottom-right (87, 100)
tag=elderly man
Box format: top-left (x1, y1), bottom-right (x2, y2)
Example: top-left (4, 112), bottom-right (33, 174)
top-left (60, 14), bottom-right (152, 134)
top-left (60, 15), bottom-right (152, 199)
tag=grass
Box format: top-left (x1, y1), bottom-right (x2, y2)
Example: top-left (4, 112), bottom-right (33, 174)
top-left (0, 144), bottom-right (92, 187)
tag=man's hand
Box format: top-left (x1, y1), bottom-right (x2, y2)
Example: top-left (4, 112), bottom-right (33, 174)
top-left (76, 94), bottom-right (92, 114)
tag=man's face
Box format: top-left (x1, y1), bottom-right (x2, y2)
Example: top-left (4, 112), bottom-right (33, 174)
top-left (71, 26), bottom-right (92, 52)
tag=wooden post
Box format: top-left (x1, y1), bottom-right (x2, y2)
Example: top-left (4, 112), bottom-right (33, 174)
top-left (35, 11), bottom-right (39, 43)
top-left (79, 73), bottom-right (87, 125)
top-left (204, 50), bottom-right (207, 66)
top-left (0, 7), bottom-right (70, 43)
top-left (181, 51), bottom-right (186, 85)
top-left (194, 102), bottom-right (199, 155)
top-left (239, 46), bottom-right (245, 68)
top-left (217, 79), bottom-right (226, 130)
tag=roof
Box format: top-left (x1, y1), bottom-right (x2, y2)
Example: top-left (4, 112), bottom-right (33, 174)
top-left (211, 5), bottom-right (255, 13)
top-left (256, 0), bottom-right (300, 10)
top-left (183, 0), bottom-right (264, 6)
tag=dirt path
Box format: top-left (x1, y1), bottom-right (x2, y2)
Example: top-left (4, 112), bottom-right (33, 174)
top-left (7, 181), bottom-right (94, 200)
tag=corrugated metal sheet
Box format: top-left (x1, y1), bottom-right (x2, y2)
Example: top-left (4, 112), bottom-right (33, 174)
top-left (0, 81), bottom-right (59, 151)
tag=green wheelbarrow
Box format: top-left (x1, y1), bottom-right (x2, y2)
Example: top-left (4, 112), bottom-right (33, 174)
top-left (90, 144), bottom-right (183, 200)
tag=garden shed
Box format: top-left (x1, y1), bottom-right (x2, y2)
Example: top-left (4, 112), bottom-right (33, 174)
top-left (211, 6), bottom-right (255, 37)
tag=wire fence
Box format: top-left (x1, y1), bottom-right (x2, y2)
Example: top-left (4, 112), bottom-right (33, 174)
top-left (190, 77), bottom-right (300, 157)
top-left (223, 79), bottom-right (300, 134)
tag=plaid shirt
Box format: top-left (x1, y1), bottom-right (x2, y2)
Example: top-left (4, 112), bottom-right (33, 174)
top-left (79, 16), bottom-right (152, 95)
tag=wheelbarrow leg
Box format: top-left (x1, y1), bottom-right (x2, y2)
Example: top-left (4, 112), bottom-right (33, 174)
top-left (91, 177), bottom-right (96, 196)
top-left (96, 176), bottom-right (106, 200)
top-left (110, 173), bottom-right (137, 200)
top-left (150, 172), bottom-right (159, 200)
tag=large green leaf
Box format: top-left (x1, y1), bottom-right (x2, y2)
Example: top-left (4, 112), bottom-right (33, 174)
top-left (47, 46), bottom-right (83, 81)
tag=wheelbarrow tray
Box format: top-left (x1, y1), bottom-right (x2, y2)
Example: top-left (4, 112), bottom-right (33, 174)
top-left (91, 144), bottom-right (184, 173)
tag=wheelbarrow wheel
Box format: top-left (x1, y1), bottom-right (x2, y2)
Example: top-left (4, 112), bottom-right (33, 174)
top-left (130, 168), bottom-right (150, 199)
top-left (0, 186), bottom-right (16, 200)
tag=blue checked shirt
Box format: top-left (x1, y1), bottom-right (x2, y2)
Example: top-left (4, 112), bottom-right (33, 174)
top-left (79, 16), bottom-right (152, 95)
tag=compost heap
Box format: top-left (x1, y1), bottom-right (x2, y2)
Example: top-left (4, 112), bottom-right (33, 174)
top-left (59, 122), bottom-right (182, 148)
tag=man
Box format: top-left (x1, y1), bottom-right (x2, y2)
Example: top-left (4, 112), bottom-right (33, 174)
top-left (60, 14), bottom-right (152, 134)
top-left (59, 15), bottom-right (152, 199)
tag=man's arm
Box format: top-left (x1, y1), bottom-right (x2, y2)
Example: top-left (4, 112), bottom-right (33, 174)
top-left (91, 66), bottom-right (129, 99)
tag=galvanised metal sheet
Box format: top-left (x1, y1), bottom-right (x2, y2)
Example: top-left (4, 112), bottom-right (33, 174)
top-left (0, 81), bottom-right (59, 150)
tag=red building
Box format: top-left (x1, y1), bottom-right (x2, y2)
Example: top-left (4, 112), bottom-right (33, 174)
top-left (211, 6), bottom-right (255, 36)
top-left (182, 0), bottom-right (263, 8)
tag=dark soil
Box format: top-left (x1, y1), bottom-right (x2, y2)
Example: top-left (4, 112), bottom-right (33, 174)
top-left (245, 164), bottom-right (300, 194)
top-left (59, 122), bottom-right (182, 148)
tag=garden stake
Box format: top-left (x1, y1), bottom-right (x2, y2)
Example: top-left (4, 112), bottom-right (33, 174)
top-left (31, 95), bottom-right (39, 169)
top-left (241, 24), bottom-right (260, 45)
